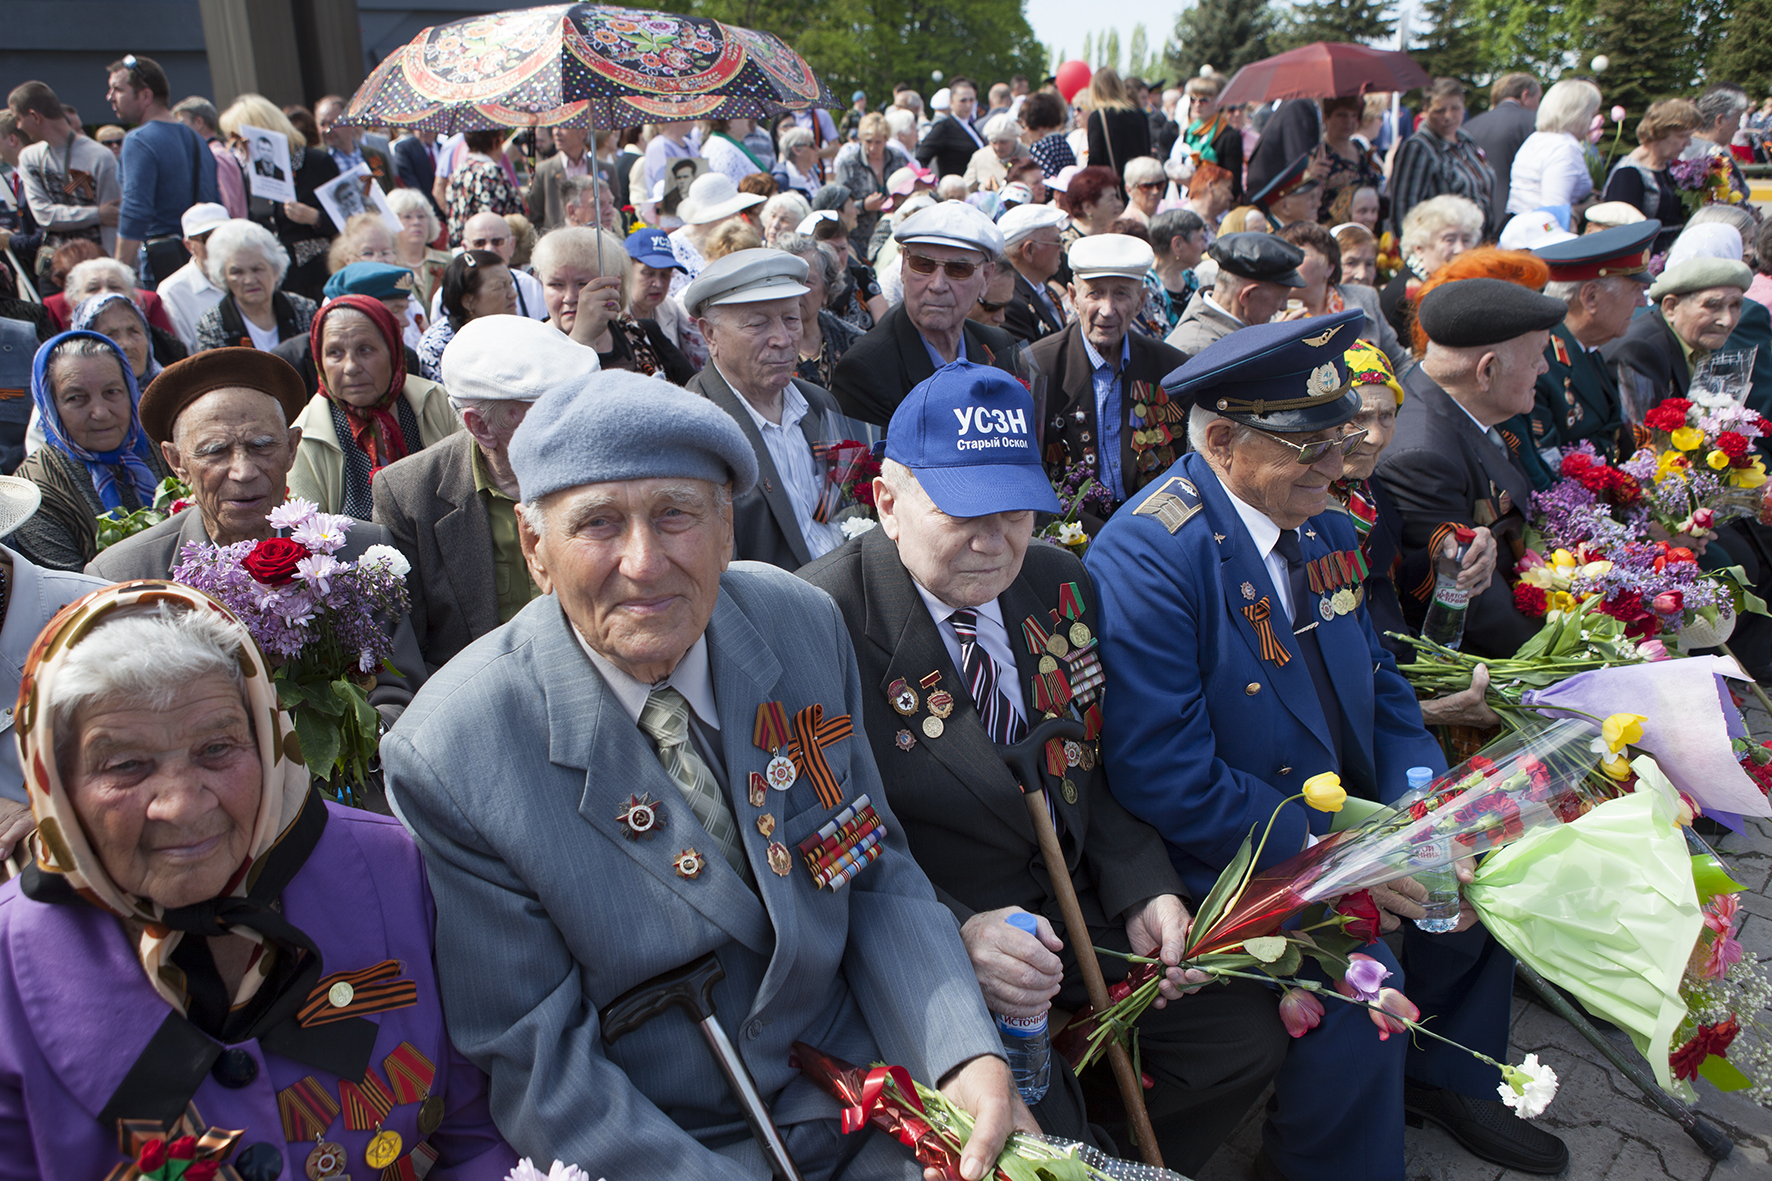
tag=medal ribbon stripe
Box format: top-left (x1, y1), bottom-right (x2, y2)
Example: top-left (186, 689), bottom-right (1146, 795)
top-left (380, 1158), bottom-right (420, 1181)
top-left (1057, 582), bottom-right (1084, 619)
top-left (752, 701), bottom-right (791, 753)
top-left (298, 960), bottom-right (418, 1027)
top-left (1241, 599), bottom-right (1292, 666)
top-left (340, 1067), bottom-right (397, 1130)
top-left (277, 1075), bottom-right (341, 1141)
top-left (1021, 614), bottom-right (1052, 656)
top-left (788, 704), bottom-right (852, 810)
top-left (1414, 523), bottom-right (1459, 600)
top-left (384, 1040), bottom-right (437, 1104)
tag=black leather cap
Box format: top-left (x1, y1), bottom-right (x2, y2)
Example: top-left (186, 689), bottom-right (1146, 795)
top-left (1208, 232), bottom-right (1307, 288)
top-left (1416, 278), bottom-right (1567, 348)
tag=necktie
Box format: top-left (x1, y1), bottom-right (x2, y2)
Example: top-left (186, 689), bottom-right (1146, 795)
top-left (1485, 427), bottom-right (1509, 456)
top-left (638, 687), bottom-right (752, 884)
top-left (1272, 530), bottom-right (1344, 768)
top-left (949, 609), bottom-right (1027, 746)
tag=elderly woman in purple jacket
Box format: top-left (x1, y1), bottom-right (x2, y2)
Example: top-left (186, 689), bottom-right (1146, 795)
top-left (0, 580), bottom-right (517, 1181)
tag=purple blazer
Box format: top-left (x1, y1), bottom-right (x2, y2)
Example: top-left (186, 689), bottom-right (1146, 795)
top-left (0, 804), bottom-right (518, 1181)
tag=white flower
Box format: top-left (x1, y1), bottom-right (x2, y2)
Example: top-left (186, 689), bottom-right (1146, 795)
top-left (503, 1161), bottom-right (594, 1181)
top-left (267, 498), bottom-right (319, 532)
top-left (1055, 522), bottom-right (1087, 546)
top-left (293, 513), bottom-right (351, 555)
top-left (359, 543), bottom-right (412, 578)
top-left (839, 517), bottom-right (878, 539)
top-left (1497, 1053), bottom-right (1559, 1119)
top-left (295, 553), bottom-right (341, 594)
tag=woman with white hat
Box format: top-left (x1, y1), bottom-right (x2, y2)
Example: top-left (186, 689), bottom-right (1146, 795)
top-left (666, 171), bottom-right (765, 287)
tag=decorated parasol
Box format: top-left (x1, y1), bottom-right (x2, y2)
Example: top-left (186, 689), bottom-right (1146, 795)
top-left (339, 3), bottom-right (837, 133)
top-left (1215, 41), bottom-right (1430, 107)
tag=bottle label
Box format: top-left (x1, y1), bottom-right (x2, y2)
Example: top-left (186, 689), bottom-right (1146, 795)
top-left (996, 1013), bottom-right (1047, 1038)
top-left (1433, 586), bottom-right (1469, 609)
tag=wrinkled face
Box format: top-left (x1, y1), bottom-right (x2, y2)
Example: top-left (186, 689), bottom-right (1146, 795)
top-left (396, 206), bottom-right (430, 243)
top-left (70, 270), bottom-right (132, 305)
top-left (1270, 186), bottom-right (1320, 227)
top-left (903, 243), bottom-right (990, 338)
top-left (1083, 186), bottom-right (1126, 227)
top-left (1130, 175), bottom-right (1165, 214)
top-left (1424, 96), bottom-right (1465, 138)
top-left (67, 672), bottom-right (261, 910)
top-left (877, 471), bottom-right (1033, 608)
top-left (1069, 274), bottom-right (1141, 353)
top-left (316, 101), bottom-right (356, 152)
top-left (165, 387), bottom-right (300, 546)
top-left (699, 297), bottom-right (801, 396)
top-left (1471, 332), bottom-right (1552, 423)
top-left (1208, 418), bottom-right (1348, 530)
top-left (1168, 228), bottom-right (1208, 270)
top-left (105, 70), bottom-right (147, 123)
top-left (351, 226), bottom-right (396, 265)
top-left (542, 261), bottom-right (620, 335)
top-left (90, 302), bottom-right (150, 381)
top-left (521, 478), bottom-right (733, 683)
top-left (51, 353), bottom-right (132, 453)
top-left (1666, 287), bottom-right (1745, 351)
top-left (462, 263), bottom-right (517, 320)
top-left (1587, 276), bottom-right (1648, 343)
top-left (1342, 387), bottom-right (1398, 481)
top-left (630, 262), bottom-right (676, 314)
top-left (969, 267), bottom-right (1015, 327)
top-left (318, 309), bottom-right (393, 408)
top-left (761, 205), bottom-right (797, 244)
top-left (462, 214), bottom-right (514, 261)
top-left (224, 253), bottom-right (275, 305)
top-left (1350, 188), bottom-right (1380, 230)
top-left (1341, 243), bottom-right (1378, 286)
top-left (1416, 223), bottom-right (1478, 272)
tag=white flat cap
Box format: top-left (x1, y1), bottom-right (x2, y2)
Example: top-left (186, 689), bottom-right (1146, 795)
top-left (998, 202), bottom-right (1068, 247)
top-left (892, 201), bottom-right (1005, 258)
top-left (680, 248), bottom-right (810, 317)
top-left (441, 314), bottom-right (599, 403)
top-left (181, 202), bottom-right (230, 238)
top-left (1069, 233), bottom-right (1155, 280)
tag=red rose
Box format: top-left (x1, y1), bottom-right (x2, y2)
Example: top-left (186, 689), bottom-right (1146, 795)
top-left (241, 537), bottom-right (311, 586)
top-left (1513, 584), bottom-right (1548, 616)
top-left (1334, 888), bottom-right (1384, 944)
top-left (1717, 431), bottom-right (1750, 459)
top-left (167, 1135), bottom-right (198, 1160)
top-left (137, 1139), bottom-right (168, 1171)
top-left (184, 1164), bottom-right (220, 1181)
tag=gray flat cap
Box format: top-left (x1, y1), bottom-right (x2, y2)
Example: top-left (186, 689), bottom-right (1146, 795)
top-left (508, 368), bottom-right (759, 501)
top-left (442, 315), bottom-right (599, 403)
top-left (680, 248), bottom-right (810, 318)
top-left (1648, 256), bottom-right (1753, 302)
top-left (893, 201), bottom-right (1006, 258)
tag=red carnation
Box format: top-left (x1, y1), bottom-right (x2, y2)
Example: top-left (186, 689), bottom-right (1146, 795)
top-left (1513, 584), bottom-right (1548, 617)
top-left (1333, 889), bottom-right (1384, 944)
top-left (1645, 401), bottom-right (1693, 432)
top-left (1717, 431), bottom-right (1751, 459)
top-left (1560, 452), bottom-right (1595, 476)
top-left (240, 536), bottom-right (311, 586)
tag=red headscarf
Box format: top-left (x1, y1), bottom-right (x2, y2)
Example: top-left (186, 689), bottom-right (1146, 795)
top-left (308, 294), bottom-right (410, 474)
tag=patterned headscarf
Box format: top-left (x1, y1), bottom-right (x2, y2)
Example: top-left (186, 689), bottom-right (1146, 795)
top-left (30, 330), bottom-right (163, 512)
top-left (308, 294), bottom-right (410, 473)
top-left (70, 290), bottom-right (163, 385)
top-left (1344, 340), bottom-right (1404, 406)
top-left (17, 581), bottom-right (313, 1014)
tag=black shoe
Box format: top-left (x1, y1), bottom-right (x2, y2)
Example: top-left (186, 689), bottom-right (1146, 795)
top-left (1249, 1147), bottom-right (1290, 1181)
top-left (1404, 1080), bottom-right (1569, 1175)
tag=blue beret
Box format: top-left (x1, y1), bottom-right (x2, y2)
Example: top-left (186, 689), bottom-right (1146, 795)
top-left (323, 261), bottom-right (414, 302)
top-left (508, 369), bottom-right (759, 502)
top-left (1164, 309), bottom-right (1365, 432)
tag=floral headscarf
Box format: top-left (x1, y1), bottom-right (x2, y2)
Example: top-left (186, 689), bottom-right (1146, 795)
top-left (1345, 339), bottom-right (1405, 406)
top-left (17, 581), bottom-right (314, 1014)
top-left (30, 329), bottom-right (163, 511)
top-left (308, 293), bottom-right (410, 473)
top-left (70, 290), bottom-right (162, 385)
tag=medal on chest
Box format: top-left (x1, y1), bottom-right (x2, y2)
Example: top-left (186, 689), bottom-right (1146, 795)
top-left (753, 700), bottom-right (798, 791)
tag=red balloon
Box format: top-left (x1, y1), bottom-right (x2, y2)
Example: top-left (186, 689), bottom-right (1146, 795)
top-left (1054, 60), bottom-right (1092, 103)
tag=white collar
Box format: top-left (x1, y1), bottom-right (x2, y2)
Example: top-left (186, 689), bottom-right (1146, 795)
top-left (1202, 292), bottom-right (1245, 326)
top-left (911, 578), bottom-right (1008, 633)
top-left (1447, 391), bottom-right (1492, 437)
top-left (721, 366), bottom-right (807, 430)
top-left (1223, 483), bottom-right (1284, 562)
top-left (573, 626), bottom-right (721, 731)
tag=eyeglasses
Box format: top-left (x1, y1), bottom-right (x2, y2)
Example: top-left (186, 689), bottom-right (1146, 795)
top-left (1134, 181), bottom-right (1166, 192)
top-left (1248, 426), bottom-right (1368, 465)
top-left (904, 252), bottom-right (982, 281)
top-left (977, 295), bottom-right (1011, 313)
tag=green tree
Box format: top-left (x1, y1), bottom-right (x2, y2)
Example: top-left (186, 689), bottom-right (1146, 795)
top-left (1271, 0), bottom-right (1395, 54)
top-left (1082, 33), bottom-right (1094, 70)
top-left (1409, 0), bottom-right (1484, 88)
top-left (1167, 0), bottom-right (1276, 81)
top-left (1100, 29), bottom-right (1122, 73)
top-left (1127, 25), bottom-right (1152, 80)
top-left (1586, 0), bottom-right (1700, 119)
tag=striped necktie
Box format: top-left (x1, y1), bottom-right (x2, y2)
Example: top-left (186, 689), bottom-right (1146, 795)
top-left (949, 609), bottom-right (1026, 746)
top-left (638, 687), bottom-right (751, 884)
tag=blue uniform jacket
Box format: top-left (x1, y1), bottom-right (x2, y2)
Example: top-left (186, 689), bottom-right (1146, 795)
top-left (1086, 451), bottom-right (1446, 899)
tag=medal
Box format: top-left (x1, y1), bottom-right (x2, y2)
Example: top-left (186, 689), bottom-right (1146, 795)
top-left (1069, 622), bottom-right (1090, 647)
top-left (754, 701), bottom-right (797, 791)
top-left (922, 715), bottom-right (945, 739)
top-left (1056, 585), bottom-right (1090, 651)
top-left (1060, 778), bottom-right (1078, 805)
top-left (1079, 744), bottom-right (1096, 771)
top-left (757, 812), bottom-right (776, 838)
top-left (306, 1140), bottom-right (348, 1181)
top-left (765, 755), bottom-right (797, 790)
top-left (887, 678), bottom-right (918, 716)
top-left (672, 849), bottom-right (705, 879)
top-left (1045, 632), bottom-right (1070, 658)
top-left (1038, 654), bottom-right (1058, 674)
top-left (747, 772), bottom-right (767, 808)
top-left (895, 728), bottom-right (916, 751)
top-left (1241, 581), bottom-right (1257, 601)
top-left (328, 981), bottom-right (354, 1009)
top-left (1063, 740), bottom-right (1082, 768)
top-left (1332, 587), bottom-right (1357, 616)
top-left (1319, 595), bottom-right (1334, 622)
top-left (927, 689), bottom-right (954, 719)
top-left (767, 842), bottom-right (793, 876)
top-left (417, 1094), bottom-right (444, 1135)
top-left (365, 1128), bottom-right (403, 1169)
top-left (616, 793), bottom-right (665, 840)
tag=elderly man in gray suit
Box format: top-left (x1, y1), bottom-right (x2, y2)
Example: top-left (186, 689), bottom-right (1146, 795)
top-left (372, 316), bottom-right (590, 671)
top-left (384, 369), bottom-right (1026, 1178)
top-left (687, 248), bottom-right (848, 571)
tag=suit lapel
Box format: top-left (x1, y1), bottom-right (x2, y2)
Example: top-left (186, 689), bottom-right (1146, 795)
top-left (430, 435), bottom-right (500, 639)
top-left (1300, 522), bottom-right (1378, 784)
top-left (698, 370), bottom-right (813, 567)
top-left (893, 304), bottom-right (939, 389)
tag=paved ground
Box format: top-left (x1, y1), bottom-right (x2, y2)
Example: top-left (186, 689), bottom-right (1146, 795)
top-left (1192, 706), bottom-right (1772, 1181)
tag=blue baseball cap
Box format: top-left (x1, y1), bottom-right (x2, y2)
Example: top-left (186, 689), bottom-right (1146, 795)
top-left (625, 227), bottom-right (683, 271)
top-left (885, 361), bottom-right (1060, 517)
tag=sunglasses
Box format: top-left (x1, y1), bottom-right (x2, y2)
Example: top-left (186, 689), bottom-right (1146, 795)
top-left (1134, 181), bottom-right (1166, 192)
top-left (977, 295), bottom-right (1011, 313)
top-left (904, 252), bottom-right (982, 281)
top-left (118, 54), bottom-right (143, 86)
top-left (1248, 426), bottom-right (1368, 465)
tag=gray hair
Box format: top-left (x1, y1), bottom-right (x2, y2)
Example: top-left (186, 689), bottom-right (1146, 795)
top-left (386, 186), bottom-right (441, 243)
top-left (936, 175), bottom-right (969, 201)
top-left (1400, 194), bottom-right (1484, 258)
top-left (64, 258), bottom-right (136, 302)
top-left (172, 95), bottom-right (219, 132)
top-left (779, 125), bottom-right (814, 154)
top-left (1544, 274), bottom-right (1637, 305)
top-left (1122, 156), bottom-right (1166, 187)
top-left (532, 226), bottom-right (630, 290)
top-left (1149, 208), bottom-right (1206, 253)
top-left (50, 604), bottom-right (249, 783)
top-left (1534, 79), bottom-right (1601, 137)
top-left (1696, 83), bottom-right (1750, 130)
top-left (518, 482), bottom-right (732, 538)
top-left (884, 109), bottom-right (916, 138)
top-left (774, 231), bottom-right (842, 290)
top-left (760, 191), bottom-right (812, 230)
top-left (1187, 402), bottom-right (1231, 453)
top-left (45, 335), bottom-right (125, 391)
top-left (1689, 204), bottom-right (1760, 267)
top-left (205, 218), bottom-right (290, 287)
top-left (450, 396), bottom-right (531, 429)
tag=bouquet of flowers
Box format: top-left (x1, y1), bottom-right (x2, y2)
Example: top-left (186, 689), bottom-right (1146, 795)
top-left (1634, 396), bottom-right (1771, 515)
top-left (1670, 862), bottom-right (1772, 1103)
top-left (95, 476), bottom-right (192, 553)
top-left (1374, 230), bottom-right (1403, 284)
top-left (171, 499), bottom-right (411, 800)
top-left (1035, 468), bottom-right (1110, 557)
top-left (1669, 153), bottom-right (1744, 214)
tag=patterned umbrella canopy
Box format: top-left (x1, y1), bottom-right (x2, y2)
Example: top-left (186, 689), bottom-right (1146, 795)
top-left (340, 2), bottom-right (837, 131)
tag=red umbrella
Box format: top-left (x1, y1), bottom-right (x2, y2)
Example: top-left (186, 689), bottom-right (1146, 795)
top-left (1215, 41), bottom-right (1430, 107)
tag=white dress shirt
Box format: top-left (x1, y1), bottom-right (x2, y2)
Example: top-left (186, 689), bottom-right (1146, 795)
top-left (724, 369), bottom-right (843, 560)
top-left (1505, 131), bottom-right (1593, 215)
top-left (573, 628), bottom-right (720, 732)
top-left (1223, 484), bottom-right (1294, 620)
top-left (911, 581), bottom-right (1027, 728)
top-left (156, 259), bottom-right (225, 351)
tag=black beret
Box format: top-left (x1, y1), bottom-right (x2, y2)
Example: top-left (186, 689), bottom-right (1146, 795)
top-left (1207, 232), bottom-right (1306, 288)
top-left (140, 347), bottom-right (311, 446)
top-left (1416, 278), bottom-right (1567, 348)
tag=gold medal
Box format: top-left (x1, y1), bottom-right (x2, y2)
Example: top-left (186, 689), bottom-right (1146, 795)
top-left (673, 849), bottom-right (705, 879)
top-left (365, 1128), bottom-right (403, 1169)
top-left (1332, 587), bottom-right (1356, 616)
top-left (327, 981), bottom-right (354, 1009)
top-left (922, 715), bottom-right (945, 739)
top-left (306, 1140), bottom-right (348, 1181)
top-left (927, 690), bottom-right (955, 719)
top-left (1045, 632), bottom-right (1070, 658)
top-left (757, 813), bottom-right (776, 838)
top-left (1079, 744), bottom-right (1097, 771)
top-left (1069, 622), bottom-right (1091, 647)
top-left (747, 772), bottom-right (767, 808)
top-left (418, 1094), bottom-right (444, 1135)
top-left (767, 842), bottom-right (793, 876)
top-left (1060, 778), bottom-right (1078, 805)
top-left (1038, 654), bottom-right (1058, 674)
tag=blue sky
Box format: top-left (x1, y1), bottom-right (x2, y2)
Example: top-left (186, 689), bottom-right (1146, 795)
top-left (1023, 1), bottom-right (1185, 78)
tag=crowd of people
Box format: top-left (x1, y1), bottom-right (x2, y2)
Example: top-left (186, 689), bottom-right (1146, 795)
top-left (0, 44), bottom-right (1767, 1181)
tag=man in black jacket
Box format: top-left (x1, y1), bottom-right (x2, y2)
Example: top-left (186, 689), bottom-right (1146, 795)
top-left (800, 362), bottom-right (1286, 1174)
top-left (1244, 98), bottom-right (1320, 202)
top-left (1461, 74), bottom-right (1540, 237)
top-left (831, 202), bottom-right (1018, 427)
top-left (916, 77), bottom-right (987, 178)
top-left (999, 203), bottom-right (1068, 344)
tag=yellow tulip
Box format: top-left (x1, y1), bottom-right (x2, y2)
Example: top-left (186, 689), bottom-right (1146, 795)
top-left (1600, 754), bottom-right (1633, 781)
top-left (1578, 561), bottom-right (1613, 578)
top-left (1655, 451), bottom-right (1690, 483)
top-left (1520, 566), bottom-right (1554, 588)
top-left (1551, 548), bottom-right (1576, 569)
top-left (1302, 772), bottom-right (1347, 812)
top-left (1730, 459), bottom-right (1767, 489)
top-left (1708, 449), bottom-right (1732, 470)
top-left (1670, 427), bottom-right (1704, 452)
top-left (1549, 591), bottom-right (1579, 614)
top-left (1601, 712), bottom-right (1646, 753)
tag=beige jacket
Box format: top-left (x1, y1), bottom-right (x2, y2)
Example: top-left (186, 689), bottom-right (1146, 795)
top-left (287, 375), bottom-right (461, 516)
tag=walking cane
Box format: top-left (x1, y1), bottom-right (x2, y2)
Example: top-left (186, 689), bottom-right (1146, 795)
top-left (602, 953), bottom-right (805, 1180)
top-left (999, 716), bottom-right (1165, 1168)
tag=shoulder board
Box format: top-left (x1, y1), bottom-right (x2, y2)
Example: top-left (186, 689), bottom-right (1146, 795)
top-left (1131, 475), bottom-right (1203, 534)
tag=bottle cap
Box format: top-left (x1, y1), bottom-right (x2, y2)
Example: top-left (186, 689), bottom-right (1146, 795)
top-left (1406, 766), bottom-right (1435, 789)
top-left (1005, 912), bottom-right (1039, 936)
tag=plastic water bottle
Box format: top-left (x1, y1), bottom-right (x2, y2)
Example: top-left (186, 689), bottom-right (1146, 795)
top-left (1407, 766), bottom-right (1461, 933)
top-left (1420, 526), bottom-right (1477, 649)
top-left (996, 912), bottom-right (1052, 1104)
